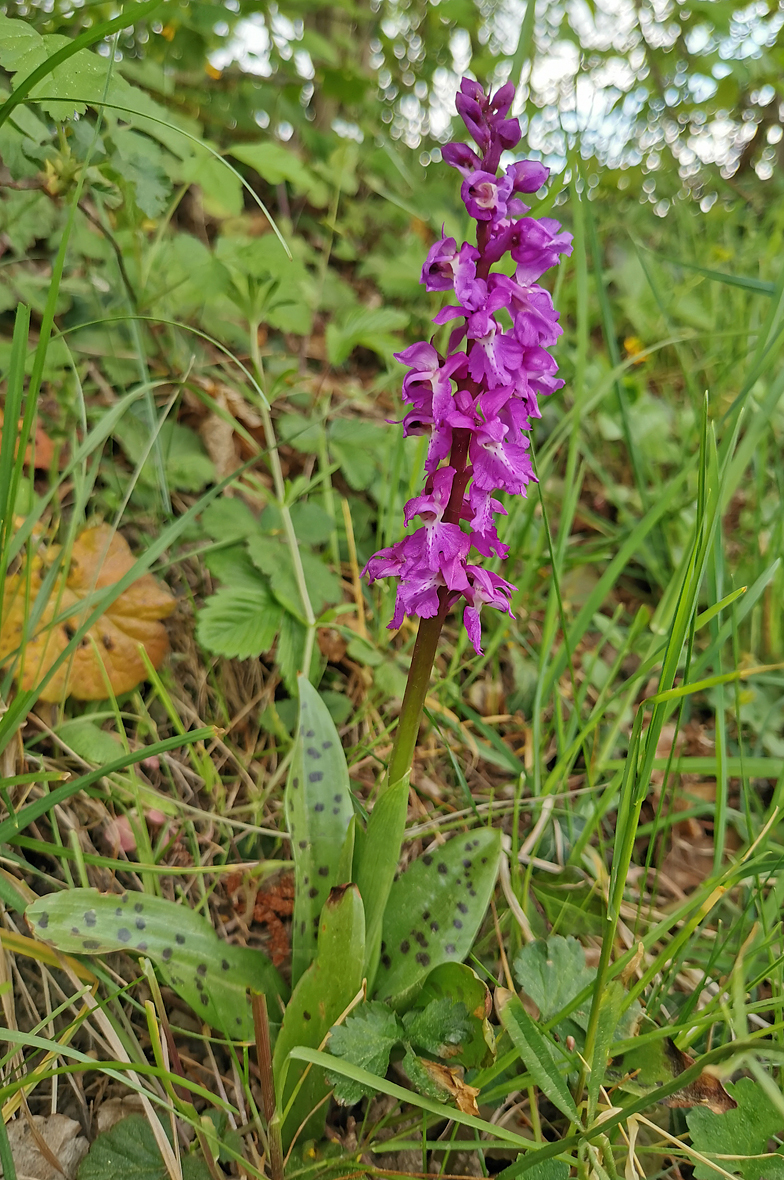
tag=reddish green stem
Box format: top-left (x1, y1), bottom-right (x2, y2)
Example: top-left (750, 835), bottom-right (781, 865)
top-left (386, 428), bottom-right (472, 785)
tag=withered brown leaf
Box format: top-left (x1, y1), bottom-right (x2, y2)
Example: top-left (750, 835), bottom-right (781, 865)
top-left (0, 524), bottom-right (175, 702)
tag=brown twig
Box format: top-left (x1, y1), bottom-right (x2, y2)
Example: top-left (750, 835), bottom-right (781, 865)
top-left (252, 991), bottom-right (284, 1180)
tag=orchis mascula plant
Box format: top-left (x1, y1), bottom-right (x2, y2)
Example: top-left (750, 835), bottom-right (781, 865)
top-left (365, 77), bottom-right (572, 787)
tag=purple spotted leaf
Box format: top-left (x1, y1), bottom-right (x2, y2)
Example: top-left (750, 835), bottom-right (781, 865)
top-left (273, 884), bottom-right (365, 1148)
top-left (26, 888), bottom-right (287, 1040)
top-left (286, 674), bottom-right (355, 985)
top-left (373, 828), bottom-right (502, 1008)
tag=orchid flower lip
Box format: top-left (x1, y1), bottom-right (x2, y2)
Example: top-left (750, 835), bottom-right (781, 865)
top-left (365, 76), bottom-right (573, 655)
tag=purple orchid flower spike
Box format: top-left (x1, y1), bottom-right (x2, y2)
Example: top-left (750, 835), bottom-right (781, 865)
top-left (363, 75), bottom-right (572, 657)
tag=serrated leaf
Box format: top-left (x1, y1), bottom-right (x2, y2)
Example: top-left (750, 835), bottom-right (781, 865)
top-left (109, 128), bottom-right (172, 218)
top-left (402, 997), bottom-right (471, 1057)
top-left (325, 306), bottom-right (409, 366)
top-left (687, 1078), bottom-right (784, 1179)
top-left (328, 418), bottom-right (386, 490)
top-left (327, 1001), bottom-right (403, 1105)
top-left (373, 828), bottom-right (502, 1007)
top-left (201, 497), bottom-right (259, 543)
top-left (0, 189), bottom-right (58, 254)
top-left (27, 888), bottom-right (288, 1041)
top-left (513, 935), bottom-right (643, 1051)
top-left (0, 14), bottom-right (114, 120)
top-left (513, 935), bottom-right (594, 1025)
top-left (230, 141), bottom-right (318, 194)
top-left (77, 1114), bottom-right (210, 1180)
top-left (286, 675), bottom-right (354, 983)
top-left (413, 962), bottom-right (495, 1068)
top-left (114, 418), bottom-right (215, 494)
top-left (196, 584), bottom-right (282, 659)
top-left (246, 534), bottom-right (342, 619)
top-left (202, 544), bottom-right (266, 589)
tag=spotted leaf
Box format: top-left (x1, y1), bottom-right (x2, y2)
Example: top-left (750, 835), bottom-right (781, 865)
top-left (26, 888), bottom-right (288, 1041)
top-left (373, 828), bottom-right (502, 1008)
top-left (273, 884), bottom-right (365, 1148)
top-left (286, 674), bottom-right (354, 985)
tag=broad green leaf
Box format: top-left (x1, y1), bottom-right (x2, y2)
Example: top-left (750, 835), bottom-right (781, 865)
top-left (27, 888), bottom-right (288, 1041)
top-left (202, 545), bottom-right (263, 588)
top-left (0, 14), bottom-right (112, 121)
top-left (78, 1114), bottom-right (211, 1180)
top-left (196, 584), bottom-right (282, 659)
top-left (201, 497), bottom-right (260, 543)
top-left (57, 719), bottom-right (122, 766)
top-left (286, 675), bottom-right (354, 984)
top-left (326, 993), bottom-right (477, 1109)
top-left (373, 827), bottom-right (502, 1008)
top-left (109, 127), bottom-right (172, 218)
top-left (273, 884), bottom-right (365, 1147)
top-left (402, 997), bottom-right (471, 1057)
top-left (497, 992), bottom-right (580, 1124)
top-left (687, 1078), bottom-right (784, 1179)
top-left (229, 141), bottom-right (321, 200)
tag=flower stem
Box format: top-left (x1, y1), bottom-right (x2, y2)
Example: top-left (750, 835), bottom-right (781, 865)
top-left (385, 426), bottom-right (472, 787)
top-left (386, 602), bottom-right (448, 786)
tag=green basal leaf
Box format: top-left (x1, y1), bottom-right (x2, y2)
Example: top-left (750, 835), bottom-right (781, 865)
top-left (78, 1114), bottom-right (211, 1180)
top-left (286, 675), bottom-right (355, 984)
top-left (273, 883), bottom-right (365, 1147)
top-left (26, 888), bottom-right (288, 1041)
top-left (373, 827), bottom-right (502, 1008)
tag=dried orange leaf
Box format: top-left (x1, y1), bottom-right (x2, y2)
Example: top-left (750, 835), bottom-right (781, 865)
top-left (0, 524), bottom-right (175, 702)
top-left (0, 409), bottom-right (56, 470)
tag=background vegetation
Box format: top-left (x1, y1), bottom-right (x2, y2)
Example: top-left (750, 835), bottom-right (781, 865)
top-left (2, 0), bottom-right (784, 1177)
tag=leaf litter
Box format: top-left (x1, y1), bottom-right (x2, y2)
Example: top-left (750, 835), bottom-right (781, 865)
top-left (0, 523), bottom-right (175, 700)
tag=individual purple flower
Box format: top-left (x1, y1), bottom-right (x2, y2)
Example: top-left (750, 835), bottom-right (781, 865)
top-left (402, 467), bottom-right (468, 573)
top-left (488, 274), bottom-right (562, 348)
top-left (463, 566), bottom-right (516, 655)
top-left (363, 76), bottom-right (572, 654)
top-left (506, 160), bottom-right (549, 193)
top-left (511, 218), bottom-right (574, 283)
top-left (396, 342), bottom-right (467, 425)
top-left (421, 238), bottom-right (485, 309)
top-left (469, 417), bottom-right (535, 497)
top-left (461, 170), bottom-right (513, 222)
top-left (441, 142), bottom-right (482, 177)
